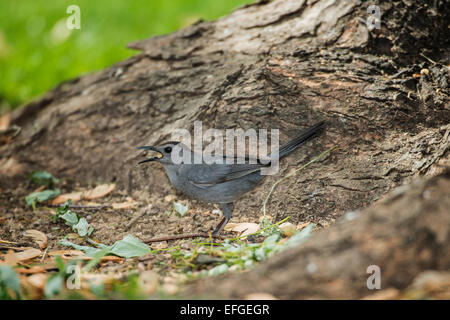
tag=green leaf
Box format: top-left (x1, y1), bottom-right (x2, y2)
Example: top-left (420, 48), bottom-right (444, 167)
top-left (56, 200), bottom-right (72, 215)
top-left (73, 218), bottom-right (94, 237)
top-left (59, 239), bottom-right (104, 257)
top-left (263, 234), bottom-right (280, 245)
top-left (55, 203), bottom-right (95, 238)
top-left (0, 265), bottom-right (21, 299)
top-left (89, 283), bottom-right (105, 298)
top-left (254, 247), bottom-right (266, 261)
top-left (44, 275), bottom-right (64, 298)
top-left (283, 223), bottom-right (315, 249)
top-left (25, 189), bottom-right (61, 208)
top-left (173, 201), bottom-right (188, 217)
top-left (29, 170), bottom-right (59, 187)
top-left (109, 235), bottom-right (151, 258)
top-left (54, 255), bottom-right (66, 272)
top-left (60, 235), bottom-right (151, 260)
top-left (244, 260), bottom-right (253, 268)
top-left (260, 216), bottom-right (273, 228)
top-left (208, 263), bottom-right (229, 276)
top-left (59, 211), bottom-right (79, 227)
top-left (83, 248), bottom-right (111, 272)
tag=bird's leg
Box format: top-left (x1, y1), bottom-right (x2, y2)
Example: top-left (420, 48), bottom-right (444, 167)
top-left (212, 203), bottom-right (234, 236)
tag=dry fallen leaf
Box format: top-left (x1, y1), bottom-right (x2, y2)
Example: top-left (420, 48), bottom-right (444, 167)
top-left (164, 195), bottom-right (176, 202)
top-left (112, 201), bottom-right (138, 210)
top-left (279, 222), bottom-right (296, 237)
top-left (100, 256), bottom-right (124, 262)
top-left (80, 274), bottom-right (112, 288)
top-left (0, 245), bottom-right (34, 251)
top-left (258, 215), bottom-right (274, 223)
top-left (48, 250), bottom-right (84, 257)
top-left (83, 184), bottom-right (115, 200)
top-left (27, 273), bottom-right (49, 290)
top-left (0, 112), bottom-right (10, 131)
top-left (224, 222), bottom-right (260, 237)
top-left (15, 266), bottom-right (47, 274)
top-left (66, 255), bottom-right (93, 261)
top-left (244, 293), bottom-right (278, 300)
top-left (51, 192), bottom-right (83, 204)
top-left (48, 250), bottom-right (123, 262)
top-left (297, 221), bottom-right (311, 230)
top-left (4, 249), bottom-right (18, 266)
top-left (0, 239), bottom-right (18, 245)
top-left (154, 241), bottom-right (168, 250)
top-left (49, 250), bottom-right (90, 261)
top-left (24, 230), bottom-right (48, 249)
top-left (361, 288), bottom-right (399, 300)
top-left (35, 260), bottom-right (61, 271)
top-left (81, 201), bottom-right (102, 206)
top-left (404, 271), bottom-right (450, 299)
top-left (51, 184), bottom-right (115, 204)
top-left (15, 248), bottom-right (41, 262)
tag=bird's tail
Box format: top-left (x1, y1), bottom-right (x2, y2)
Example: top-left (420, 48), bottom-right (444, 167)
top-left (276, 121), bottom-right (325, 159)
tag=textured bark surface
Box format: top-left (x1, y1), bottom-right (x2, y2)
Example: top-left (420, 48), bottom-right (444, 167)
top-left (0, 0), bottom-right (449, 299)
top-left (183, 170), bottom-right (450, 299)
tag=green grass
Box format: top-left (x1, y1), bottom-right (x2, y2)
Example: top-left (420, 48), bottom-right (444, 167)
top-left (0, 0), bottom-right (253, 111)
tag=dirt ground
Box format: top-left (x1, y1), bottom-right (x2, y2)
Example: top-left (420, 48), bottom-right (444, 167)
top-left (0, 157), bottom-right (338, 298)
top-left (2, 167), bottom-right (449, 300)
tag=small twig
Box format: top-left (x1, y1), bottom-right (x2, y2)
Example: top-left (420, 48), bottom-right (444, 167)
top-left (420, 53), bottom-right (437, 65)
top-left (389, 67), bottom-right (413, 80)
top-left (45, 204), bottom-right (112, 210)
top-left (40, 246), bottom-right (49, 262)
top-left (263, 146), bottom-right (337, 217)
top-left (142, 233), bottom-right (226, 243)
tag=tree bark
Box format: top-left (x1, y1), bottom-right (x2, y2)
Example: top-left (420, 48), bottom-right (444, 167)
top-left (0, 0), bottom-right (449, 298)
top-left (183, 170), bottom-right (450, 299)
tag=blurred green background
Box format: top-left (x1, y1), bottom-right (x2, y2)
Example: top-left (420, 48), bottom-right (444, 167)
top-left (0, 0), bottom-right (252, 112)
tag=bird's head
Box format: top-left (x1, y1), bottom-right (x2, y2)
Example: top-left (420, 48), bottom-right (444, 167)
top-left (138, 141), bottom-right (191, 165)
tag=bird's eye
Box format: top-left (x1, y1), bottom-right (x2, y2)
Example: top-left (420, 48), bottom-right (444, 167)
top-left (164, 146), bottom-right (172, 153)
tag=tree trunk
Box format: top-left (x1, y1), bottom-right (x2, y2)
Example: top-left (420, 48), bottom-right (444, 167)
top-left (1, 0), bottom-right (449, 299)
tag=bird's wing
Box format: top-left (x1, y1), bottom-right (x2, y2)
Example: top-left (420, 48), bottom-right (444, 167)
top-left (187, 163), bottom-right (263, 188)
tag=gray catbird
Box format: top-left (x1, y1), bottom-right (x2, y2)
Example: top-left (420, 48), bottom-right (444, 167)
top-left (138, 121), bottom-right (324, 235)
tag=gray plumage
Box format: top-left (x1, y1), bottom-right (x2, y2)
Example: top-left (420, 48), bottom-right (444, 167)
top-left (138, 121), bottom-right (324, 235)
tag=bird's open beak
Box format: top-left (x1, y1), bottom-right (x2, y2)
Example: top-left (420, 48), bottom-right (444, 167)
top-left (138, 146), bottom-right (163, 164)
